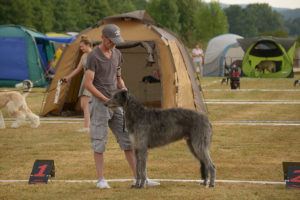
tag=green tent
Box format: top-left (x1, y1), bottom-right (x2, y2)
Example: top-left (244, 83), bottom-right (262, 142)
top-left (0, 25), bottom-right (55, 87)
top-left (238, 37), bottom-right (296, 78)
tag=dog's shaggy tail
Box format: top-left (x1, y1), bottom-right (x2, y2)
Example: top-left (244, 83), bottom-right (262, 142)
top-left (22, 80), bottom-right (33, 98)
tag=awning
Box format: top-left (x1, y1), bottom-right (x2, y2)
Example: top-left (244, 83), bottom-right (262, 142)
top-left (35, 36), bottom-right (76, 43)
top-left (237, 37), bottom-right (296, 52)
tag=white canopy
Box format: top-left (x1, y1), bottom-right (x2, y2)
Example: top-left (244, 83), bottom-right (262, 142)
top-left (204, 34), bottom-right (244, 76)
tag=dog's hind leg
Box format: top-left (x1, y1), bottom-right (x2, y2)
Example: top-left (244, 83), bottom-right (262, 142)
top-left (202, 150), bottom-right (216, 187)
top-left (186, 138), bottom-right (208, 186)
top-left (0, 111), bottom-right (5, 129)
top-left (132, 149), bottom-right (147, 189)
top-left (22, 105), bottom-right (40, 128)
top-left (188, 137), bottom-right (216, 187)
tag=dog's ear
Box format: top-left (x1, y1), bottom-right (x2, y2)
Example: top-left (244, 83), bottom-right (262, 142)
top-left (120, 90), bottom-right (128, 101)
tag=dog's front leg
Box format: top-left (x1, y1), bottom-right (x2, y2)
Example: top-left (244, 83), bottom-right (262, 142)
top-left (131, 149), bottom-right (141, 188)
top-left (11, 111), bottom-right (25, 128)
top-left (132, 148), bottom-right (147, 189)
top-left (0, 111), bottom-right (5, 129)
top-left (139, 148), bottom-right (147, 188)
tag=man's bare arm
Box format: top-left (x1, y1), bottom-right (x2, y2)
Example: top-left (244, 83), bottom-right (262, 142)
top-left (117, 76), bottom-right (127, 90)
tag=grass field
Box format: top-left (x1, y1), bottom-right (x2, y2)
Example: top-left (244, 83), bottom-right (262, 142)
top-left (1, 75), bottom-right (300, 200)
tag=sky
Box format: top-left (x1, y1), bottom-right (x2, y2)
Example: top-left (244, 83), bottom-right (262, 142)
top-left (203, 0), bottom-right (300, 9)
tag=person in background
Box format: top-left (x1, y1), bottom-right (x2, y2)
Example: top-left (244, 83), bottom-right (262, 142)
top-left (192, 43), bottom-right (204, 77)
top-left (85, 24), bottom-right (160, 189)
top-left (54, 43), bottom-right (66, 66)
top-left (63, 36), bottom-right (92, 132)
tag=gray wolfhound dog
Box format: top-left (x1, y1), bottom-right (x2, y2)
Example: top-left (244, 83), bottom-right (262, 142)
top-left (105, 90), bottom-right (216, 188)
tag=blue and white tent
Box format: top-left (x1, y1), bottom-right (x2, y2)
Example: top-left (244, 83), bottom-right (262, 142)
top-left (0, 25), bottom-right (75, 87)
top-left (203, 34), bottom-right (244, 77)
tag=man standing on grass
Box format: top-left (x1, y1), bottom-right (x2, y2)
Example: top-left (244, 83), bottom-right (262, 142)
top-left (85, 24), bottom-right (159, 189)
top-left (192, 43), bottom-right (204, 77)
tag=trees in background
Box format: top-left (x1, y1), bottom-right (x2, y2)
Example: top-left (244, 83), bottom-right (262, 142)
top-left (175, 0), bottom-right (198, 46)
top-left (147, 0), bottom-right (181, 34)
top-left (225, 3), bottom-right (283, 37)
top-left (0, 0), bottom-right (299, 48)
top-left (146, 0), bottom-right (228, 47)
top-left (0, 0), bottom-right (141, 32)
top-left (193, 1), bottom-right (228, 46)
top-left (284, 17), bottom-right (300, 36)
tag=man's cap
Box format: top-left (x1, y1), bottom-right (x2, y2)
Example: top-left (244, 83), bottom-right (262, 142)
top-left (102, 24), bottom-right (124, 45)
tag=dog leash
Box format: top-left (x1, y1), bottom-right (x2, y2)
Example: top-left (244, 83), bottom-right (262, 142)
top-left (122, 109), bottom-right (126, 133)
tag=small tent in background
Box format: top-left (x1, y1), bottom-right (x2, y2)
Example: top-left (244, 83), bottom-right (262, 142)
top-left (0, 25), bottom-right (76, 87)
top-left (204, 34), bottom-right (244, 77)
top-left (42, 10), bottom-right (206, 116)
top-left (0, 25), bottom-right (54, 87)
top-left (237, 37), bottom-right (296, 78)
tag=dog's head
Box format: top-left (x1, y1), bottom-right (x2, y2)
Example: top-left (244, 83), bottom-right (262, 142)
top-left (105, 90), bottom-right (129, 108)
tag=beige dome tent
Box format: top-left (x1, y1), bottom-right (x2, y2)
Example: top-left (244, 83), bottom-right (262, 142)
top-left (42, 10), bottom-right (206, 116)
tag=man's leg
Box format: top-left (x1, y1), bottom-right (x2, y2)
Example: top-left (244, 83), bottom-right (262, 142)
top-left (199, 62), bottom-right (203, 77)
top-left (94, 152), bottom-right (104, 179)
top-left (89, 97), bottom-right (110, 188)
top-left (81, 95), bottom-right (91, 128)
top-left (193, 61), bottom-right (199, 73)
top-left (109, 108), bottom-right (137, 177)
top-left (124, 149), bottom-right (137, 177)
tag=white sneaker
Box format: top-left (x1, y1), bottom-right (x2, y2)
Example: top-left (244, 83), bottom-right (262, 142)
top-left (146, 178), bottom-right (160, 186)
top-left (96, 178), bottom-right (111, 189)
top-left (76, 127), bottom-right (89, 132)
top-left (133, 178), bottom-right (160, 186)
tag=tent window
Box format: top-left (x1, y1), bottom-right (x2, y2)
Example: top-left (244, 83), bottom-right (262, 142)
top-left (250, 41), bottom-right (283, 57)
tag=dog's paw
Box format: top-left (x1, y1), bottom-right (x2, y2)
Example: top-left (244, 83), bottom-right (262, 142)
top-left (11, 123), bottom-right (20, 128)
top-left (31, 123), bottom-right (40, 128)
top-left (131, 184), bottom-right (139, 189)
top-left (131, 183), bottom-right (145, 189)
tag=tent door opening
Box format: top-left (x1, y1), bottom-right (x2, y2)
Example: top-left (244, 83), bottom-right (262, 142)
top-left (120, 40), bottom-right (162, 108)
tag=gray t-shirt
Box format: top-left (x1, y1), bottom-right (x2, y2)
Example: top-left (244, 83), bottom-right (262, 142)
top-left (86, 46), bottom-right (122, 98)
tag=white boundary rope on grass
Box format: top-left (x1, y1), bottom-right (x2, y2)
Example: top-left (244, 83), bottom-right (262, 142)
top-left (205, 101), bottom-right (300, 104)
top-left (205, 99), bottom-right (300, 104)
top-left (3, 118), bottom-right (300, 126)
top-left (4, 118), bottom-right (84, 121)
top-left (0, 179), bottom-right (285, 185)
top-left (201, 80), bottom-right (220, 87)
top-left (203, 89), bottom-right (300, 92)
top-left (212, 121), bottom-right (300, 126)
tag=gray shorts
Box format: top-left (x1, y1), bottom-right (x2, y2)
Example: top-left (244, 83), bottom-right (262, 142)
top-left (89, 96), bottom-right (132, 153)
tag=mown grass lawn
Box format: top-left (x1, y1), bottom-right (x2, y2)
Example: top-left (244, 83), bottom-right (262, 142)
top-left (0, 75), bottom-right (300, 199)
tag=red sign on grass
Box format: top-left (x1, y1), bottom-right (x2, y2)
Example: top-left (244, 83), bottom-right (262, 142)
top-left (28, 160), bottom-right (55, 184)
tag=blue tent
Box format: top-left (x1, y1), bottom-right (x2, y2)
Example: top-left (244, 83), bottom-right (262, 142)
top-left (0, 25), bottom-right (75, 87)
